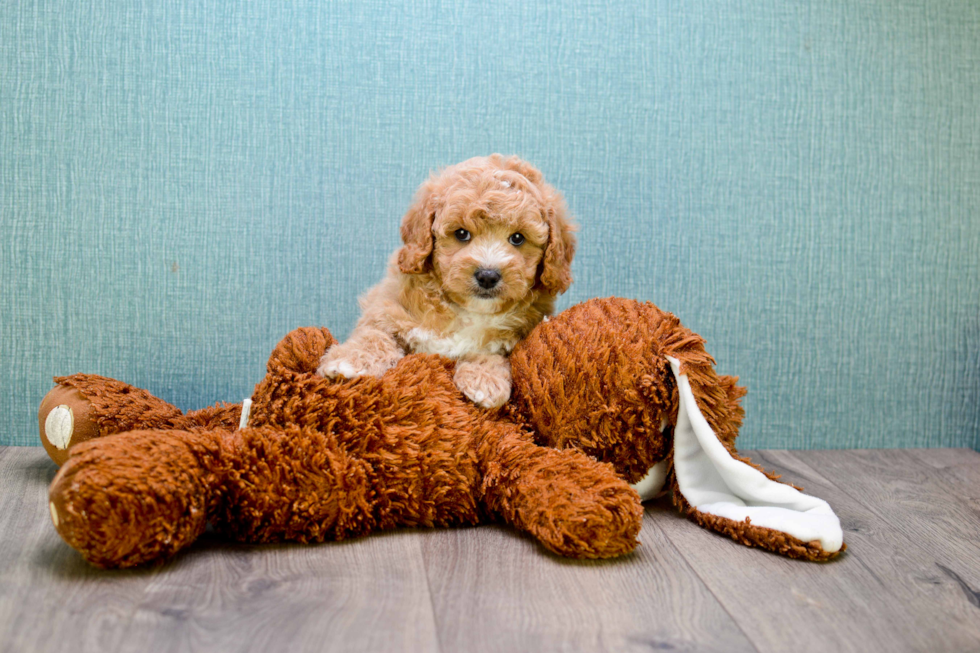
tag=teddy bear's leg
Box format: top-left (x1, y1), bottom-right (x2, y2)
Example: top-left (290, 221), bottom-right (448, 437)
top-left (478, 424), bottom-right (644, 559)
top-left (210, 424), bottom-right (394, 545)
top-left (49, 423), bottom-right (386, 568)
top-left (38, 374), bottom-right (187, 466)
top-left (39, 373), bottom-right (244, 466)
top-left (48, 428), bottom-right (221, 568)
top-left (41, 325), bottom-right (336, 466)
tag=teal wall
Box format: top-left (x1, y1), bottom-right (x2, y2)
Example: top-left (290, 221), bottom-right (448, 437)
top-left (2, 1), bottom-right (978, 449)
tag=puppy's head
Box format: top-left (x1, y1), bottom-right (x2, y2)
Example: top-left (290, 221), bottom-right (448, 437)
top-left (397, 155), bottom-right (576, 314)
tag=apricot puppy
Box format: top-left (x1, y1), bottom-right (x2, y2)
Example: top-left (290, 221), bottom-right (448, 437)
top-left (317, 154), bottom-right (576, 408)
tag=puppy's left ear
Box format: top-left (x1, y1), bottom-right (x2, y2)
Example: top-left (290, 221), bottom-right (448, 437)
top-left (397, 180), bottom-right (437, 274)
top-left (537, 192), bottom-right (577, 295)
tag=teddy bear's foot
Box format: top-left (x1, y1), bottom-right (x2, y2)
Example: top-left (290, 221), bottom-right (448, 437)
top-left (530, 475), bottom-right (643, 559)
top-left (38, 385), bottom-right (103, 467)
top-left (38, 374), bottom-right (186, 466)
top-left (49, 429), bottom-right (219, 568)
top-left (482, 428), bottom-right (644, 558)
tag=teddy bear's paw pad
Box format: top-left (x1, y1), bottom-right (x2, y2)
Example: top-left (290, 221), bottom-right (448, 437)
top-left (38, 385), bottom-right (103, 467)
top-left (44, 405), bottom-right (74, 450)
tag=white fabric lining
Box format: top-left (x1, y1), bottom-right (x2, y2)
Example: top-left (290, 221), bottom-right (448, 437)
top-left (666, 356), bottom-right (842, 553)
top-left (630, 459), bottom-right (669, 501)
top-left (630, 356), bottom-right (844, 553)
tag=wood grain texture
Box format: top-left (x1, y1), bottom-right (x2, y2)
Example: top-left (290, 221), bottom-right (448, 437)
top-left (419, 514), bottom-right (756, 653)
top-left (802, 449), bottom-right (980, 591)
top-left (650, 449), bottom-right (980, 653)
top-left (905, 448), bottom-right (980, 510)
top-left (755, 450), bottom-right (980, 653)
top-left (0, 448), bottom-right (439, 653)
top-left (110, 532), bottom-right (440, 653)
top-left (3, 446), bottom-right (980, 653)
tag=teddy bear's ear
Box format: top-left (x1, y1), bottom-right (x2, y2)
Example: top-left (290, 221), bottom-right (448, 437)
top-left (664, 356), bottom-right (844, 560)
top-left (397, 178), bottom-right (437, 275)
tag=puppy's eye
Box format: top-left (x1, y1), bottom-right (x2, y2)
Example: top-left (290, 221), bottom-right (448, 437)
top-left (454, 229), bottom-right (471, 242)
top-left (508, 233), bottom-right (525, 246)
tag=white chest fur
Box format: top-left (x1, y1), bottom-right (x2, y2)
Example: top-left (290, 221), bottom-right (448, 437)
top-left (405, 308), bottom-right (523, 358)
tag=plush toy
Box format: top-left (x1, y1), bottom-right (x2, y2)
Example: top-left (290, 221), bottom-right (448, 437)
top-left (39, 298), bottom-right (844, 568)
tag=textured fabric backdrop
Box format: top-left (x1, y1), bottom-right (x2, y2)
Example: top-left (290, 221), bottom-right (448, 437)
top-left (2, 1), bottom-right (978, 449)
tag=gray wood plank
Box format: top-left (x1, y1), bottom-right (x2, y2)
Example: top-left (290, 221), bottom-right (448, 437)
top-left (6, 446), bottom-right (980, 653)
top-left (0, 447), bottom-right (440, 653)
top-left (115, 532), bottom-right (440, 653)
top-left (802, 449), bottom-right (980, 591)
top-left (765, 450), bottom-right (980, 652)
top-left (0, 447), bottom-right (148, 653)
top-left (420, 511), bottom-right (758, 653)
top-left (908, 447), bottom-right (980, 469)
top-left (651, 449), bottom-right (980, 653)
top-left (905, 448), bottom-right (980, 511)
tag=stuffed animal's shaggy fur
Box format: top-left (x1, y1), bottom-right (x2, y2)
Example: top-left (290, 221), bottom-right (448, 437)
top-left (42, 298), bottom-right (844, 568)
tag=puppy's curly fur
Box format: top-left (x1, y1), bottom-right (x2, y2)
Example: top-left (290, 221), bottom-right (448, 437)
top-left (317, 155), bottom-right (577, 407)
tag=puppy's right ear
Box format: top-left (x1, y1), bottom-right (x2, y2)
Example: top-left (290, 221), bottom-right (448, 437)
top-left (397, 182), bottom-right (437, 274)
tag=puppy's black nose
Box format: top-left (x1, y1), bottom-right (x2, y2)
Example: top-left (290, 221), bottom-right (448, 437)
top-left (475, 268), bottom-right (501, 289)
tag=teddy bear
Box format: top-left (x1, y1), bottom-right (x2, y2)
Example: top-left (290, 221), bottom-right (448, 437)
top-left (39, 298), bottom-right (844, 568)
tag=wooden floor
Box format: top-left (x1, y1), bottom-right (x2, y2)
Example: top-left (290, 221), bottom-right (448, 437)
top-left (1, 447), bottom-right (979, 653)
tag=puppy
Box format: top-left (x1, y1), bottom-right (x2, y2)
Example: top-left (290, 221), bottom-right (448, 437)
top-left (317, 154), bottom-right (576, 408)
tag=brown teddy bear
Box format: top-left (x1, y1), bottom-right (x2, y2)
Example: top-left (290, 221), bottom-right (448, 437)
top-left (39, 298), bottom-right (844, 568)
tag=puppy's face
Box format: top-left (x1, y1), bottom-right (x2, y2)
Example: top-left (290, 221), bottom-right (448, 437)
top-left (430, 194), bottom-right (549, 314)
top-left (397, 155), bottom-right (577, 314)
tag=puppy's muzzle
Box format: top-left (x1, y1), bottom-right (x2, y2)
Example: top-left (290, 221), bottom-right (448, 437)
top-left (474, 268), bottom-right (502, 290)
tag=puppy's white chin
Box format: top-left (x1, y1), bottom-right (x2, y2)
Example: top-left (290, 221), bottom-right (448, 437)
top-left (458, 295), bottom-right (507, 315)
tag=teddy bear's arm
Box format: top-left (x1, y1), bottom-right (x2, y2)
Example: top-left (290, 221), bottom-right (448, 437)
top-left (477, 423), bottom-right (643, 559)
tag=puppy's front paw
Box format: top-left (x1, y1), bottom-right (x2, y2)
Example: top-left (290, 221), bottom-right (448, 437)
top-left (316, 344), bottom-right (402, 379)
top-left (454, 358), bottom-right (511, 409)
top-left (316, 355), bottom-right (359, 379)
